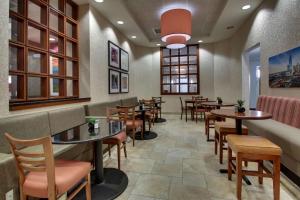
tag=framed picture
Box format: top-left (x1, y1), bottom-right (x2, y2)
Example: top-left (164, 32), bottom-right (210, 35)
top-left (269, 45), bottom-right (300, 88)
top-left (109, 69), bottom-right (120, 94)
top-left (108, 41), bottom-right (120, 68)
top-left (120, 49), bottom-right (129, 71)
top-left (120, 73), bottom-right (129, 93)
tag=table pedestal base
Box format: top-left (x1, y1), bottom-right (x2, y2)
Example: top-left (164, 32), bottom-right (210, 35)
top-left (74, 168), bottom-right (128, 200)
top-left (219, 169), bottom-right (251, 185)
top-left (154, 118), bottom-right (167, 123)
top-left (135, 131), bottom-right (157, 140)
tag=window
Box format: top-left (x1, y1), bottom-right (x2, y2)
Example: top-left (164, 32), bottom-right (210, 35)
top-left (160, 44), bottom-right (199, 94)
top-left (9, 0), bottom-right (79, 105)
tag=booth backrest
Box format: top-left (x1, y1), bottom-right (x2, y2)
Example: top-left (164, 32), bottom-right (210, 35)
top-left (257, 95), bottom-right (300, 128)
top-left (121, 97), bottom-right (138, 107)
top-left (85, 100), bottom-right (122, 116)
top-left (0, 112), bottom-right (51, 153)
top-left (48, 106), bottom-right (86, 135)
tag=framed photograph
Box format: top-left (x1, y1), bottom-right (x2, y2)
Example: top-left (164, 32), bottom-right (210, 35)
top-left (120, 49), bottom-right (129, 71)
top-left (269, 45), bottom-right (300, 88)
top-left (120, 73), bottom-right (129, 93)
top-left (109, 69), bottom-right (120, 94)
top-left (108, 41), bottom-right (120, 68)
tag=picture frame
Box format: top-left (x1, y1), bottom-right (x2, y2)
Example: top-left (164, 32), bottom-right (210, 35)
top-left (109, 69), bottom-right (120, 94)
top-left (120, 73), bottom-right (129, 93)
top-left (269, 45), bottom-right (300, 88)
top-left (108, 41), bottom-right (120, 68)
top-left (120, 48), bottom-right (129, 71)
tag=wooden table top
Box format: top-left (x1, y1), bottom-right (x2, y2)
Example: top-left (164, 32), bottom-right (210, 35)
top-left (201, 102), bottom-right (236, 107)
top-left (210, 109), bottom-right (272, 120)
top-left (185, 99), bottom-right (215, 103)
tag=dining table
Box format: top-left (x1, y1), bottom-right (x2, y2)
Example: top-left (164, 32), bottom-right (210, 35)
top-left (210, 109), bottom-right (272, 185)
top-left (52, 118), bottom-right (128, 200)
top-left (135, 107), bottom-right (158, 140)
top-left (201, 101), bottom-right (236, 109)
top-left (184, 99), bottom-right (215, 121)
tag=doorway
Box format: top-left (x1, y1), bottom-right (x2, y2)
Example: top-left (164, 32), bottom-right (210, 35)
top-left (245, 45), bottom-right (261, 109)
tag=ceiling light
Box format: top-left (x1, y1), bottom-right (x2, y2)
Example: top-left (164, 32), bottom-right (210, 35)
top-left (161, 9), bottom-right (192, 49)
top-left (198, 40), bottom-right (203, 43)
top-left (156, 44), bottom-right (161, 46)
top-left (117, 21), bottom-right (124, 25)
top-left (49, 37), bottom-right (56, 41)
top-left (94, 0), bottom-right (104, 2)
top-left (131, 36), bottom-right (136, 39)
top-left (242, 4), bottom-right (251, 10)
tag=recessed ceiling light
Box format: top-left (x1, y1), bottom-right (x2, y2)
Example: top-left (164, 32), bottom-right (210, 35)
top-left (242, 4), bottom-right (251, 10)
top-left (198, 40), bottom-right (203, 43)
top-left (94, 0), bottom-right (104, 3)
top-left (131, 36), bottom-right (137, 39)
top-left (49, 37), bottom-right (56, 41)
top-left (156, 43), bottom-right (161, 46)
top-left (117, 21), bottom-right (124, 25)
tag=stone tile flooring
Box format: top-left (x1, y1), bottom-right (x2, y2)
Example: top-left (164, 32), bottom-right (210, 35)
top-left (104, 114), bottom-right (300, 200)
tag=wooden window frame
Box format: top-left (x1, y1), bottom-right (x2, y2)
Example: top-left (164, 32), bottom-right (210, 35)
top-left (9, 0), bottom-right (81, 110)
top-left (160, 44), bottom-right (200, 95)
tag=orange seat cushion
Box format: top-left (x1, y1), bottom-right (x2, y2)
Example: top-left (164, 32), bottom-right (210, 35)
top-left (103, 131), bottom-right (127, 143)
top-left (126, 119), bottom-right (143, 127)
top-left (23, 160), bottom-right (91, 198)
top-left (215, 121), bottom-right (248, 134)
top-left (227, 135), bottom-right (282, 156)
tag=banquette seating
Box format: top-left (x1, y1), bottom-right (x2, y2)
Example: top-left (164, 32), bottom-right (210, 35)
top-left (243, 95), bottom-right (300, 178)
top-left (0, 97), bottom-right (139, 200)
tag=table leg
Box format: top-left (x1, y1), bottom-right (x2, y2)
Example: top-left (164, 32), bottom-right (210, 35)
top-left (142, 110), bottom-right (146, 133)
top-left (75, 141), bottom-right (128, 200)
top-left (135, 110), bottom-right (158, 140)
top-left (185, 102), bottom-right (188, 122)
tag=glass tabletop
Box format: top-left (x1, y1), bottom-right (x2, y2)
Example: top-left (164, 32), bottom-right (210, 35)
top-left (52, 118), bottom-right (125, 144)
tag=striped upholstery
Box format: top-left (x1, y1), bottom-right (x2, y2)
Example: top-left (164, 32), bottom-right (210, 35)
top-left (256, 95), bottom-right (300, 128)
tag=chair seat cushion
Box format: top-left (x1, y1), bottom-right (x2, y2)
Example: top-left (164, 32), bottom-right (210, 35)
top-left (126, 120), bottom-right (143, 127)
top-left (227, 135), bottom-right (282, 156)
top-left (23, 160), bottom-right (91, 198)
top-left (103, 131), bottom-right (127, 143)
top-left (215, 122), bottom-right (248, 134)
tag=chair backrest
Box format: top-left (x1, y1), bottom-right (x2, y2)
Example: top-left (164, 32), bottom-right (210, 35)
top-left (152, 97), bottom-right (162, 104)
top-left (179, 97), bottom-right (184, 110)
top-left (107, 107), bottom-right (129, 122)
top-left (5, 133), bottom-right (56, 199)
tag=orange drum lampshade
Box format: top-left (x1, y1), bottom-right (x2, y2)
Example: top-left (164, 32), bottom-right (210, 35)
top-left (161, 9), bottom-right (192, 49)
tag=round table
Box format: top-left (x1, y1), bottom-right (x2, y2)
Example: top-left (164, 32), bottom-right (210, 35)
top-left (210, 109), bottom-right (272, 185)
top-left (154, 100), bottom-right (167, 123)
top-left (201, 102), bottom-right (236, 109)
top-left (135, 108), bottom-right (158, 140)
top-left (52, 118), bottom-right (128, 200)
top-left (211, 109), bottom-right (272, 134)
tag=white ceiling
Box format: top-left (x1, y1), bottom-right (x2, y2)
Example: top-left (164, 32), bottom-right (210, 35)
top-left (74, 0), bottom-right (264, 47)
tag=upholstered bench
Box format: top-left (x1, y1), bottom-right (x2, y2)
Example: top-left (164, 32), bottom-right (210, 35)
top-left (214, 121), bottom-right (248, 164)
top-left (227, 135), bottom-right (281, 200)
top-left (243, 95), bottom-right (300, 178)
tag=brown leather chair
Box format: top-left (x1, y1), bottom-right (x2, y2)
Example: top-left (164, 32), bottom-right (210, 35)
top-left (141, 99), bottom-right (157, 130)
top-left (104, 107), bottom-right (128, 169)
top-left (5, 133), bottom-right (91, 200)
top-left (152, 97), bottom-right (162, 118)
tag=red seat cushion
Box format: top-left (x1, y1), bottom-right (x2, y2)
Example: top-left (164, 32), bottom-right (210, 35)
top-left (111, 131), bottom-right (127, 142)
top-left (23, 160), bottom-right (91, 198)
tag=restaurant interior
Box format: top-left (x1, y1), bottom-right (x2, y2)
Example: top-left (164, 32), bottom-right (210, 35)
top-left (1, 0), bottom-right (300, 199)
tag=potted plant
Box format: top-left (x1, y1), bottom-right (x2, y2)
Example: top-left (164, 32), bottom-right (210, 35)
top-left (217, 97), bottom-right (223, 104)
top-left (236, 100), bottom-right (246, 113)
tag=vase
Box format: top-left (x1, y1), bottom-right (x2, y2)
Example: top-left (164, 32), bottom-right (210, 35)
top-left (237, 107), bottom-right (245, 113)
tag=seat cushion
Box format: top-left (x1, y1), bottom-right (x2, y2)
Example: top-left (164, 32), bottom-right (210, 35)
top-left (227, 135), bottom-right (282, 156)
top-left (215, 122), bottom-right (248, 134)
top-left (126, 120), bottom-right (143, 127)
top-left (103, 131), bottom-right (127, 143)
top-left (23, 160), bottom-right (91, 198)
top-left (243, 119), bottom-right (300, 162)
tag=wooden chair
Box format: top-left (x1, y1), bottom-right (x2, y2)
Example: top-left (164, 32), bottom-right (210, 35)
top-left (152, 97), bottom-right (162, 119)
top-left (214, 121), bottom-right (248, 164)
top-left (118, 106), bottom-right (143, 146)
top-left (179, 97), bottom-right (194, 120)
top-left (142, 99), bottom-right (157, 130)
top-left (204, 111), bottom-right (217, 141)
top-left (193, 98), bottom-right (208, 122)
top-left (105, 107), bottom-right (128, 169)
top-left (5, 133), bottom-right (91, 200)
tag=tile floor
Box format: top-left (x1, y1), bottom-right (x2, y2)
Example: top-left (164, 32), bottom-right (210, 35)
top-left (104, 114), bottom-right (300, 200)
